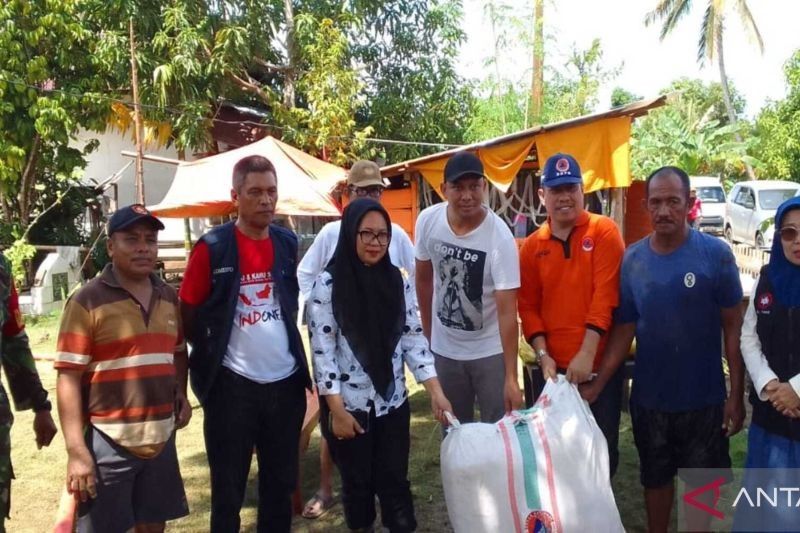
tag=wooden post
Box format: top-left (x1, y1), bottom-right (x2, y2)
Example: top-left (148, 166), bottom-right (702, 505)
top-left (610, 187), bottom-right (625, 238)
top-left (129, 18), bottom-right (146, 205)
top-left (177, 148), bottom-right (192, 256)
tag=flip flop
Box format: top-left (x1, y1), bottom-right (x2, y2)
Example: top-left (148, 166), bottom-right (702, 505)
top-left (302, 492), bottom-right (335, 519)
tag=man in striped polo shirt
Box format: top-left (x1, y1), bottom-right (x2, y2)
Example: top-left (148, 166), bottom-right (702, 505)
top-left (55, 205), bottom-right (192, 532)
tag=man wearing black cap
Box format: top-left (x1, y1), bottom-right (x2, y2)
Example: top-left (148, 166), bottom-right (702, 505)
top-left (415, 151), bottom-right (522, 426)
top-left (56, 204), bottom-right (191, 532)
top-left (517, 153), bottom-right (625, 477)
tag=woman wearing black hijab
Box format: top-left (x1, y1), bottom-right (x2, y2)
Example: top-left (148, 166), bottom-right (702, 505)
top-left (308, 198), bottom-right (451, 533)
top-left (735, 196), bottom-right (800, 530)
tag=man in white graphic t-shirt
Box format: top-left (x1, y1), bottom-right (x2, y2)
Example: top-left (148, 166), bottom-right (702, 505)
top-left (415, 151), bottom-right (522, 425)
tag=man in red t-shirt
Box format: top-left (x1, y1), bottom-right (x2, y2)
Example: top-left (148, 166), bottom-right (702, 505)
top-left (687, 187), bottom-right (703, 228)
top-left (180, 155), bottom-right (309, 532)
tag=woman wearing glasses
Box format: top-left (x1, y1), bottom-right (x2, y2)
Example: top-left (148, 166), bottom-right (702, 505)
top-left (737, 196), bottom-right (800, 529)
top-left (307, 198), bottom-right (451, 533)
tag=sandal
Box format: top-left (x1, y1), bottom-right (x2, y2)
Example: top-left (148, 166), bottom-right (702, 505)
top-left (302, 492), bottom-right (335, 519)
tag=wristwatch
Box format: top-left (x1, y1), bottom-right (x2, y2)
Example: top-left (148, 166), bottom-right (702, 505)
top-left (536, 348), bottom-right (549, 363)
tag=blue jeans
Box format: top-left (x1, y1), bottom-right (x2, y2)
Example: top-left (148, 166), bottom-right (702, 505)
top-left (734, 423), bottom-right (800, 531)
top-left (203, 367), bottom-right (306, 533)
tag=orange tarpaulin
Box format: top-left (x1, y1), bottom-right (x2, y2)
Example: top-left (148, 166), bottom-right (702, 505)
top-left (409, 116), bottom-right (632, 195)
top-left (415, 136), bottom-right (537, 193)
top-left (149, 136), bottom-right (342, 218)
top-left (534, 116), bottom-right (632, 193)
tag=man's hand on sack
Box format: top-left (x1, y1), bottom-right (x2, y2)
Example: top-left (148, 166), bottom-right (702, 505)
top-left (565, 349), bottom-right (594, 384)
top-left (504, 377), bottom-right (523, 413)
top-left (540, 354), bottom-right (557, 382)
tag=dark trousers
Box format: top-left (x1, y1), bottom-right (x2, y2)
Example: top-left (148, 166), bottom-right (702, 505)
top-left (203, 368), bottom-right (306, 533)
top-left (589, 365), bottom-right (625, 478)
top-left (321, 400), bottom-right (416, 532)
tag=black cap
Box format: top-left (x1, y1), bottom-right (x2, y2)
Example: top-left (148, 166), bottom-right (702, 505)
top-left (444, 152), bottom-right (487, 183)
top-left (107, 204), bottom-right (165, 235)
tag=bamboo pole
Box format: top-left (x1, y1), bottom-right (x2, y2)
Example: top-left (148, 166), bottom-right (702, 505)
top-left (129, 18), bottom-right (146, 204)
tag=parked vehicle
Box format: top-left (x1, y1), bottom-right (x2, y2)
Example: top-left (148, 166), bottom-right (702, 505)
top-left (757, 188), bottom-right (800, 251)
top-left (690, 176), bottom-right (726, 234)
top-left (725, 180), bottom-right (800, 248)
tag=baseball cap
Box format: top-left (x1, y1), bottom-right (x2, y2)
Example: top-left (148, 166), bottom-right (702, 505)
top-left (348, 160), bottom-right (385, 188)
top-left (107, 204), bottom-right (165, 235)
top-left (541, 153), bottom-right (583, 188)
top-left (444, 152), bottom-right (487, 183)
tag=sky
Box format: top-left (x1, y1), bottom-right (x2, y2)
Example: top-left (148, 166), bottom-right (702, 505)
top-left (457, 0), bottom-right (800, 118)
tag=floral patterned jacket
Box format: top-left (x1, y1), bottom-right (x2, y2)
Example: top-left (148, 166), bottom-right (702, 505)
top-left (308, 270), bottom-right (436, 416)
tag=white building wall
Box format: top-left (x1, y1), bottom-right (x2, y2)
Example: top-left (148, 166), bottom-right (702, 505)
top-left (72, 129), bottom-right (204, 243)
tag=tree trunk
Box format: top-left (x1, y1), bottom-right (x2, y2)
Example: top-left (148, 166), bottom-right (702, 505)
top-left (19, 133), bottom-right (41, 229)
top-left (488, 2), bottom-right (507, 133)
top-left (716, 30), bottom-right (756, 180)
top-left (530, 0), bottom-right (544, 123)
top-left (282, 0), bottom-right (297, 109)
top-left (0, 194), bottom-right (10, 222)
top-left (178, 147), bottom-right (192, 256)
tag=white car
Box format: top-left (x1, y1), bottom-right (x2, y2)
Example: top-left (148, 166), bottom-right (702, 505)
top-left (757, 188), bottom-right (800, 250)
top-left (690, 176), bottom-right (726, 234)
top-left (725, 180), bottom-right (800, 248)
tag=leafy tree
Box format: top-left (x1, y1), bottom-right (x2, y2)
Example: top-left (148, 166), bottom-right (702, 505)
top-left (611, 87), bottom-right (641, 108)
top-left (645, 0), bottom-right (763, 179)
top-left (631, 96), bottom-right (757, 179)
top-left (348, 0), bottom-right (473, 161)
top-left (662, 77), bottom-right (746, 126)
top-left (465, 38), bottom-right (620, 142)
top-left (81, 0), bottom-right (470, 163)
top-left (282, 15), bottom-right (373, 165)
top-left (464, 82), bottom-right (529, 143)
top-left (0, 0), bottom-right (110, 285)
top-left (631, 78), bottom-right (754, 180)
top-left (754, 50), bottom-right (800, 181)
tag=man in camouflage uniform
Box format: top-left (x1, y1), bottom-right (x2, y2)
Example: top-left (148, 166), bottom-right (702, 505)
top-left (0, 254), bottom-right (57, 531)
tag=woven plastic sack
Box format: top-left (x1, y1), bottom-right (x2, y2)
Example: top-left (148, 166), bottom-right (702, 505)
top-left (441, 376), bottom-right (624, 533)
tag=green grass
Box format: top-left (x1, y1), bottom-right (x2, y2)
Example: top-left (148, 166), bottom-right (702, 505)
top-left (6, 363), bottom-right (445, 532)
top-left (23, 310), bottom-right (61, 355)
top-left (8, 316), bottom-right (750, 532)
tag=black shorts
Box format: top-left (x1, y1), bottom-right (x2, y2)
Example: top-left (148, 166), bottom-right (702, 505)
top-left (630, 403), bottom-right (731, 488)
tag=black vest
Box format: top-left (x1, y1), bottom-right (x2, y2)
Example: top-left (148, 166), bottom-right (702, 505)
top-left (187, 221), bottom-right (311, 404)
top-left (750, 266), bottom-right (800, 440)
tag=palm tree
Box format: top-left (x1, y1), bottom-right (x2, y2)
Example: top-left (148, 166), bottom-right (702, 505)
top-left (645, 0), bottom-right (763, 179)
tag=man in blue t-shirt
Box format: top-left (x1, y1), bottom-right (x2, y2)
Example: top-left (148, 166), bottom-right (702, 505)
top-left (582, 166), bottom-right (745, 533)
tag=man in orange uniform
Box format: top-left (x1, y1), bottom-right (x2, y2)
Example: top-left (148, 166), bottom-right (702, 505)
top-left (518, 153), bottom-right (625, 476)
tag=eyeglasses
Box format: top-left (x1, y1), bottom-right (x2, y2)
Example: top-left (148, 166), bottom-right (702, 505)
top-left (358, 230), bottom-right (389, 246)
top-left (779, 226), bottom-right (800, 243)
top-left (352, 186), bottom-right (383, 199)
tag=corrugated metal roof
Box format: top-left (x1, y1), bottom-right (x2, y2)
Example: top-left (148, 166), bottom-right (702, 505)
top-left (380, 95), bottom-right (667, 177)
